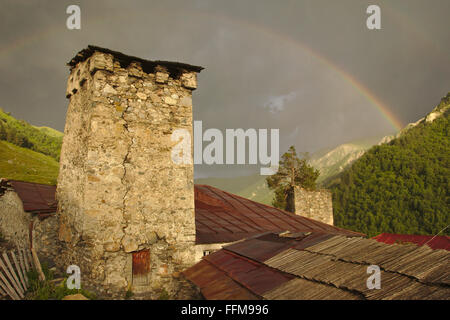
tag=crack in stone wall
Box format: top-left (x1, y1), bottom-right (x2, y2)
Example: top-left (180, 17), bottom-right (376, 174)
top-left (120, 104), bottom-right (133, 242)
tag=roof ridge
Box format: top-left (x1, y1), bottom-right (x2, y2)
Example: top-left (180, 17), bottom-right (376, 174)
top-left (68, 45), bottom-right (204, 73)
top-left (200, 184), bottom-right (364, 236)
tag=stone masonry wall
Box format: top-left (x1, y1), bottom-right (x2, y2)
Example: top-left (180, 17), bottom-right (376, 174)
top-left (294, 187), bottom-right (333, 225)
top-left (0, 190), bottom-right (30, 249)
top-left (57, 49), bottom-right (199, 298)
top-left (194, 242), bottom-right (231, 263)
top-left (32, 215), bottom-right (61, 269)
top-left (0, 186), bottom-right (60, 265)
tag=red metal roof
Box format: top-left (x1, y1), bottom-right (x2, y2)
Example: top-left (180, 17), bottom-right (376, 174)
top-left (4, 180), bottom-right (57, 215)
top-left (182, 260), bottom-right (259, 300)
top-left (194, 184), bottom-right (363, 244)
top-left (184, 232), bottom-right (450, 300)
top-left (204, 249), bottom-right (294, 296)
top-left (372, 233), bottom-right (450, 251)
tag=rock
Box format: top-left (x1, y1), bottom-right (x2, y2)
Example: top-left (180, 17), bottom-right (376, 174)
top-left (164, 97), bottom-right (177, 105)
top-left (136, 92), bottom-right (147, 100)
top-left (146, 231), bottom-right (158, 244)
top-left (118, 75), bottom-right (128, 83)
top-left (181, 72), bottom-right (197, 90)
top-left (149, 92), bottom-right (161, 103)
top-left (180, 96), bottom-right (192, 107)
top-left (103, 84), bottom-right (117, 96)
top-left (128, 62), bottom-right (143, 78)
top-left (89, 52), bottom-right (114, 73)
top-left (155, 71), bottom-right (169, 84)
top-left (122, 235), bottom-right (138, 253)
top-left (104, 241), bottom-right (121, 252)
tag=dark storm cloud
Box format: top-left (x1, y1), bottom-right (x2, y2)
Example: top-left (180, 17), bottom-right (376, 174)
top-left (0, 0), bottom-right (449, 178)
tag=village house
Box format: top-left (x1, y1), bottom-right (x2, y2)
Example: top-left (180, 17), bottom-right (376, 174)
top-left (0, 46), bottom-right (448, 300)
top-left (0, 178), bottom-right (357, 299)
top-left (0, 179), bottom-right (60, 267)
top-left (184, 232), bottom-right (449, 299)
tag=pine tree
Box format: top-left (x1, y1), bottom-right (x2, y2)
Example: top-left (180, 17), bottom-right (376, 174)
top-left (266, 146), bottom-right (320, 212)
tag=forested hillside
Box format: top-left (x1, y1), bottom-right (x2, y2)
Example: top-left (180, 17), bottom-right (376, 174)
top-left (332, 93), bottom-right (450, 237)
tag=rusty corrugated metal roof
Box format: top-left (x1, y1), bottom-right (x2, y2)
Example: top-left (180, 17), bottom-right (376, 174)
top-left (373, 233), bottom-right (450, 251)
top-left (2, 180), bottom-right (57, 215)
top-left (204, 250), bottom-right (294, 296)
top-left (184, 232), bottom-right (450, 300)
top-left (194, 185), bottom-right (363, 244)
top-left (182, 260), bottom-right (259, 300)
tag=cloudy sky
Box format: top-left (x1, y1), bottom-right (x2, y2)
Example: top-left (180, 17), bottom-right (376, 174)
top-left (1, 0), bottom-right (449, 178)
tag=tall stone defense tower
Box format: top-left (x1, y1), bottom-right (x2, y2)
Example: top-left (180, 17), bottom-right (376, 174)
top-left (57, 46), bottom-right (203, 298)
top-left (293, 187), bottom-right (334, 226)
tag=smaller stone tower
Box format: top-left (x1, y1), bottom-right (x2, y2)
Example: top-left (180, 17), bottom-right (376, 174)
top-left (57, 46), bottom-right (203, 298)
top-left (293, 187), bottom-right (334, 225)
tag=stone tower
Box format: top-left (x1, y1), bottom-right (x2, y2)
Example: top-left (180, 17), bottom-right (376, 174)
top-left (57, 46), bottom-right (203, 298)
top-left (293, 187), bottom-right (334, 225)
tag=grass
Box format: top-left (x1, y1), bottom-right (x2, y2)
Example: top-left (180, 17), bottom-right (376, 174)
top-left (33, 126), bottom-right (64, 139)
top-left (125, 289), bottom-right (134, 299)
top-left (0, 140), bottom-right (59, 185)
top-left (26, 263), bottom-right (96, 300)
top-left (0, 108), bottom-right (63, 160)
top-left (157, 288), bottom-right (170, 300)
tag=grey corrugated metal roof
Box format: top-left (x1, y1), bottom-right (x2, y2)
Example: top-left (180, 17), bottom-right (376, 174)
top-left (264, 278), bottom-right (361, 300)
top-left (185, 232), bottom-right (450, 300)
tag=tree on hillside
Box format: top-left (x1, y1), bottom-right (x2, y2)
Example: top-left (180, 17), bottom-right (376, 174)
top-left (266, 146), bottom-right (320, 212)
top-left (0, 122), bottom-right (6, 140)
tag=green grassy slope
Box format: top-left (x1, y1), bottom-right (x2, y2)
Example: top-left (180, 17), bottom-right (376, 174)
top-left (332, 93), bottom-right (450, 237)
top-left (0, 109), bottom-right (63, 160)
top-left (0, 140), bottom-right (59, 185)
top-left (34, 126), bottom-right (64, 139)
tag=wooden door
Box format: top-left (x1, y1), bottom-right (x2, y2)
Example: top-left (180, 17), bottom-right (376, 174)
top-left (132, 249), bottom-right (150, 286)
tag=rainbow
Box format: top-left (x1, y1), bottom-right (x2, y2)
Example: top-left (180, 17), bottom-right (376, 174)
top-left (193, 10), bottom-right (405, 131)
top-left (0, 6), bottom-right (424, 131)
top-left (303, 48), bottom-right (405, 130)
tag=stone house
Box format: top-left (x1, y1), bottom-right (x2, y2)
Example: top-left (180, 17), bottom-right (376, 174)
top-left (2, 178), bottom-right (448, 300)
top-left (0, 45), bottom-right (351, 299)
top-left (0, 178), bottom-right (353, 298)
top-left (0, 179), bottom-right (60, 266)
